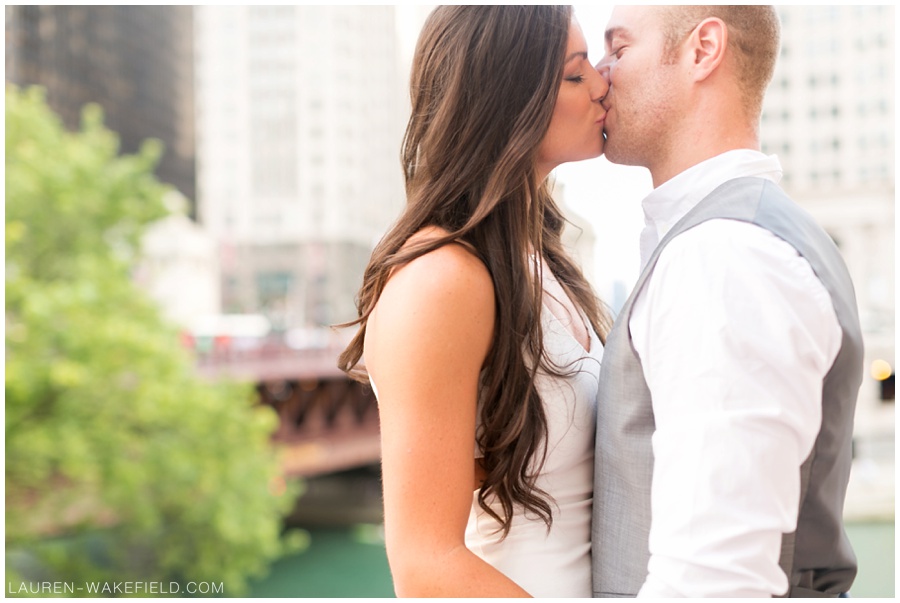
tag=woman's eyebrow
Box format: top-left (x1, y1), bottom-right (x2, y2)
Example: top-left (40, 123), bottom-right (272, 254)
top-left (565, 51), bottom-right (589, 64)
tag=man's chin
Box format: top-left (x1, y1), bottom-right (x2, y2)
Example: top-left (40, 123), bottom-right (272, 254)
top-left (600, 141), bottom-right (630, 167)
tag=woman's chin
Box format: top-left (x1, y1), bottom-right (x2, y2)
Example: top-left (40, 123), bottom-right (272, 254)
top-left (585, 138), bottom-right (606, 161)
top-left (584, 144), bottom-right (605, 161)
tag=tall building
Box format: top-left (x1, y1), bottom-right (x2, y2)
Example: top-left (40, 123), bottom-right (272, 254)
top-left (194, 6), bottom-right (405, 329)
top-left (5, 6), bottom-right (196, 206)
top-left (763, 7), bottom-right (894, 196)
top-left (762, 6), bottom-right (895, 517)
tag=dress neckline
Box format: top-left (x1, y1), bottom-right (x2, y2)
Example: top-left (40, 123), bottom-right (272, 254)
top-left (541, 300), bottom-right (598, 356)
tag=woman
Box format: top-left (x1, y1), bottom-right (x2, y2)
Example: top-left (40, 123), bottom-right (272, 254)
top-left (339, 6), bottom-right (610, 597)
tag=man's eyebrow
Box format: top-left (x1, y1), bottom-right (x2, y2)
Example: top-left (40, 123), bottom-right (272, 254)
top-left (605, 26), bottom-right (629, 46)
top-left (565, 51), bottom-right (589, 64)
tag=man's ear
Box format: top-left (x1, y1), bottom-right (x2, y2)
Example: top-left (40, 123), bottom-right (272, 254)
top-left (686, 17), bottom-right (727, 82)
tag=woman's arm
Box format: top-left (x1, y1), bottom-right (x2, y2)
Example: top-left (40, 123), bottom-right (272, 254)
top-left (364, 240), bottom-right (531, 598)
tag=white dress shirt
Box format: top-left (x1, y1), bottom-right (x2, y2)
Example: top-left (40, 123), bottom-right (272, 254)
top-left (630, 150), bottom-right (843, 597)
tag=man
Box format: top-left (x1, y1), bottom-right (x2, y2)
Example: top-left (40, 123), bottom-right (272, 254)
top-left (591, 6), bottom-right (863, 598)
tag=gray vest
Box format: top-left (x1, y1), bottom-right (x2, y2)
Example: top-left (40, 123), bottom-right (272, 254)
top-left (592, 177), bottom-right (863, 597)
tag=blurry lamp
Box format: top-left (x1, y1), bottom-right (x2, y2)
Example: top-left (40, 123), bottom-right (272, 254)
top-left (870, 359), bottom-right (892, 381)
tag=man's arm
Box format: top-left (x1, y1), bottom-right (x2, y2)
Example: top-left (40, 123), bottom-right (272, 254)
top-left (630, 220), bottom-right (841, 598)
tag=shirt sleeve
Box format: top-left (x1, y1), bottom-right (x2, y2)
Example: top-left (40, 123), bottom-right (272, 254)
top-left (630, 219), bottom-right (842, 598)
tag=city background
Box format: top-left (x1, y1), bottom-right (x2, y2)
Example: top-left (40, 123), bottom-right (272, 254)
top-left (5, 5), bottom-right (894, 597)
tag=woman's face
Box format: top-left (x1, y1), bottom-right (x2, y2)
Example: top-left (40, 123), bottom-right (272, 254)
top-left (536, 18), bottom-right (608, 180)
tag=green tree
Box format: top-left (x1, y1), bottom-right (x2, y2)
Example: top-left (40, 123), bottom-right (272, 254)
top-left (5, 86), bottom-right (304, 596)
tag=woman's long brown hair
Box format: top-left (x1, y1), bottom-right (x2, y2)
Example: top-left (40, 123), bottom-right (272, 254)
top-left (338, 5), bottom-right (611, 538)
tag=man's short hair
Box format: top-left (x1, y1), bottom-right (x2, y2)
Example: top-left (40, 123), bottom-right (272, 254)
top-left (660, 5), bottom-right (781, 116)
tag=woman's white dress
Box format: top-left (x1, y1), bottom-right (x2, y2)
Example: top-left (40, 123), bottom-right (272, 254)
top-left (466, 266), bottom-right (603, 598)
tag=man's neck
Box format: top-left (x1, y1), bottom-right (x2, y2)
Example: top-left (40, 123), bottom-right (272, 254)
top-left (650, 104), bottom-right (761, 188)
top-left (651, 139), bottom-right (760, 189)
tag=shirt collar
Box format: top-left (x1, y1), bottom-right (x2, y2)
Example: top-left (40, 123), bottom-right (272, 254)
top-left (639, 150), bottom-right (784, 269)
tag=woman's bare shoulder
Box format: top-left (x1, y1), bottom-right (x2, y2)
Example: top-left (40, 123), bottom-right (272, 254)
top-left (366, 227), bottom-right (495, 369)
top-left (392, 226), bottom-right (492, 300)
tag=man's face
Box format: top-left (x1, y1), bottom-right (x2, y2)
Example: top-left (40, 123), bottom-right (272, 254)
top-left (596, 6), bottom-right (684, 169)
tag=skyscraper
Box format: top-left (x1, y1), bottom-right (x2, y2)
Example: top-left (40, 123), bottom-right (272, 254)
top-left (5, 6), bottom-right (196, 206)
top-left (194, 6), bottom-right (405, 329)
top-left (763, 7), bottom-right (894, 197)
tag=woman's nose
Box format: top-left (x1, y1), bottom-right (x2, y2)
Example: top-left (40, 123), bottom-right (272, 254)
top-left (587, 67), bottom-right (609, 103)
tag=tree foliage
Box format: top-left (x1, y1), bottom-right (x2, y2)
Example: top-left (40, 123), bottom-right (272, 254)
top-left (5, 86), bottom-right (304, 595)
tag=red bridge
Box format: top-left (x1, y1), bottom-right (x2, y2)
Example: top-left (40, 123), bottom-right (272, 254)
top-left (195, 335), bottom-right (379, 478)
